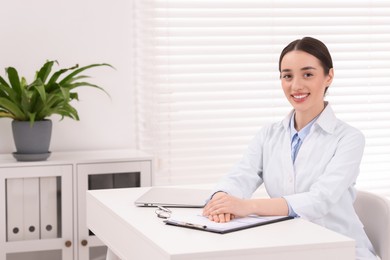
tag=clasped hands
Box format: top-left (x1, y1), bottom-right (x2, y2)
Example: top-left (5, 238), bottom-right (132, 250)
top-left (202, 192), bottom-right (253, 223)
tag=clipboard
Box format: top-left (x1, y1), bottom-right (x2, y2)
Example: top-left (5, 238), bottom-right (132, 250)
top-left (164, 213), bottom-right (293, 234)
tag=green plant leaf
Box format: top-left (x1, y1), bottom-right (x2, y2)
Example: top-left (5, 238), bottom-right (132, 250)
top-left (59, 63), bottom-right (114, 86)
top-left (45, 82), bottom-right (61, 94)
top-left (30, 79), bottom-right (47, 103)
top-left (0, 97), bottom-right (26, 120)
top-left (59, 86), bottom-right (70, 101)
top-left (69, 92), bottom-right (79, 101)
top-left (0, 75), bottom-right (11, 89)
top-left (47, 64), bottom-right (78, 88)
top-left (6, 67), bottom-right (22, 96)
top-left (20, 88), bottom-right (31, 112)
top-left (0, 60), bottom-right (112, 125)
top-left (0, 82), bottom-right (9, 98)
top-left (36, 60), bottom-right (56, 84)
top-left (44, 102), bottom-right (80, 121)
top-left (65, 82), bottom-right (111, 97)
top-left (36, 94), bottom-right (62, 119)
top-left (0, 111), bottom-right (15, 119)
top-left (0, 76), bottom-right (18, 102)
top-left (27, 112), bottom-right (37, 126)
top-left (57, 103), bottom-right (79, 120)
top-left (67, 75), bottom-right (91, 83)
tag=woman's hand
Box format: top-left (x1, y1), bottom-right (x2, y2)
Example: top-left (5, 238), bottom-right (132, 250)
top-left (203, 192), bottom-right (254, 223)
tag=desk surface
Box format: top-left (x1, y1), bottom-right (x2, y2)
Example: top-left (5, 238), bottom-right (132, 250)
top-left (86, 187), bottom-right (355, 260)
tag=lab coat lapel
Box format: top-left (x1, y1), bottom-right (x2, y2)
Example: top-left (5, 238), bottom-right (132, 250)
top-left (281, 124), bottom-right (296, 195)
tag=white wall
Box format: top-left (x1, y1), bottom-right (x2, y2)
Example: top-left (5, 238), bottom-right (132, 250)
top-left (0, 0), bottom-right (136, 153)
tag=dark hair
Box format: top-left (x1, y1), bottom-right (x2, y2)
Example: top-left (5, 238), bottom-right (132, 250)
top-left (278, 37), bottom-right (333, 75)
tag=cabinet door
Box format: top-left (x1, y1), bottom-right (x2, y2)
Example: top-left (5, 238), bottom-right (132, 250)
top-left (0, 165), bottom-right (73, 260)
top-left (76, 161), bottom-right (151, 260)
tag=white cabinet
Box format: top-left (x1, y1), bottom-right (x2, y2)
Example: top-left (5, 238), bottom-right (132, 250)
top-left (0, 150), bottom-right (152, 260)
top-left (77, 160), bottom-right (151, 260)
top-left (0, 165), bottom-right (73, 260)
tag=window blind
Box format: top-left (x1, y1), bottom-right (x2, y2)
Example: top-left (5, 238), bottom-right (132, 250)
top-left (134, 0), bottom-right (390, 198)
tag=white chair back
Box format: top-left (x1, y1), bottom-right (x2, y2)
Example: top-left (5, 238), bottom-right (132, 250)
top-left (354, 190), bottom-right (390, 260)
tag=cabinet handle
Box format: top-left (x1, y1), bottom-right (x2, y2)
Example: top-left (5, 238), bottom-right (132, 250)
top-left (65, 240), bottom-right (72, 247)
top-left (81, 239), bottom-right (88, 246)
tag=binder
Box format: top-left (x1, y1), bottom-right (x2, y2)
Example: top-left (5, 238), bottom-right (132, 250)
top-left (40, 177), bottom-right (58, 239)
top-left (23, 177), bottom-right (40, 240)
top-left (165, 213), bottom-right (293, 234)
top-left (6, 178), bottom-right (24, 241)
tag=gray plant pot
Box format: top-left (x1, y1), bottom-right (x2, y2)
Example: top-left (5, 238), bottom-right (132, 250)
top-left (12, 119), bottom-right (52, 161)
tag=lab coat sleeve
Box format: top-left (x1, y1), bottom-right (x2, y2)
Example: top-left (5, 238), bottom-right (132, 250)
top-left (284, 129), bottom-right (365, 220)
top-left (212, 130), bottom-right (265, 199)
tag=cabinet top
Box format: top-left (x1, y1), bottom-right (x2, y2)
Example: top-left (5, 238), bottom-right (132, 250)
top-left (0, 149), bottom-right (153, 167)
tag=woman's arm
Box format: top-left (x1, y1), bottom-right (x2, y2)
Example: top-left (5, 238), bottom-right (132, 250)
top-left (203, 191), bottom-right (289, 223)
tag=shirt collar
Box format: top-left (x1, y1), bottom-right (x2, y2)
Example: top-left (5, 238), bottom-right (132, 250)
top-left (283, 102), bottom-right (337, 136)
top-left (315, 102), bottom-right (338, 134)
top-left (289, 112), bottom-right (318, 141)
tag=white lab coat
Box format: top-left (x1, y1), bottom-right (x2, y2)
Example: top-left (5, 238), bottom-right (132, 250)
top-left (213, 103), bottom-right (377, 259)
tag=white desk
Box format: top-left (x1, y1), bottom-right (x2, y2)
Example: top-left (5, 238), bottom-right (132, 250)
top-left (86, 187), bottom-right (355, 260)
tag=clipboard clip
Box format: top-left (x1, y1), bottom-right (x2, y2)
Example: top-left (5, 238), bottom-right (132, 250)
top-left (165, 219), bottom-right (207, 230)
top-left (179, 221), bottom-right (207, 229)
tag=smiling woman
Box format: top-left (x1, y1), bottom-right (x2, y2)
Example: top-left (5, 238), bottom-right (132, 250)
top-left (203, 37), bottom-right (378, 260)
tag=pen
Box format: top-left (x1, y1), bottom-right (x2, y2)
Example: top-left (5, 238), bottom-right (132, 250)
top-left (177, 221), bottom-right (207, 229)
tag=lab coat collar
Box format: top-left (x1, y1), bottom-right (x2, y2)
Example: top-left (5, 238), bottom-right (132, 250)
top-left (315, 102), bottom-right (337, 134)
top-left (282, 102), bottom-right (337, 134)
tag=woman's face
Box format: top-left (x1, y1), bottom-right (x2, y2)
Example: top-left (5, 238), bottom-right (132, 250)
top-left (280, 50), bottom-right (333, 117)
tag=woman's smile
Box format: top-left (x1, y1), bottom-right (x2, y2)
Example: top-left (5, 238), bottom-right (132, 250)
top-left (292, 93), bottom-right (310, 103)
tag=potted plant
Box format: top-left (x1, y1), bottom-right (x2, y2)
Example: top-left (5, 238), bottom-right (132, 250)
top-left (0, 60), bottom-right (113, 161)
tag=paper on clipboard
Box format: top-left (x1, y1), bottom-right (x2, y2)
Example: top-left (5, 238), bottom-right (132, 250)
top-left (164, 213), bottom-right (292, 234)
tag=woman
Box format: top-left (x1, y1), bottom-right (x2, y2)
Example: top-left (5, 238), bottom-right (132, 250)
top-left (203, 37), bottom-right (377, 259)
